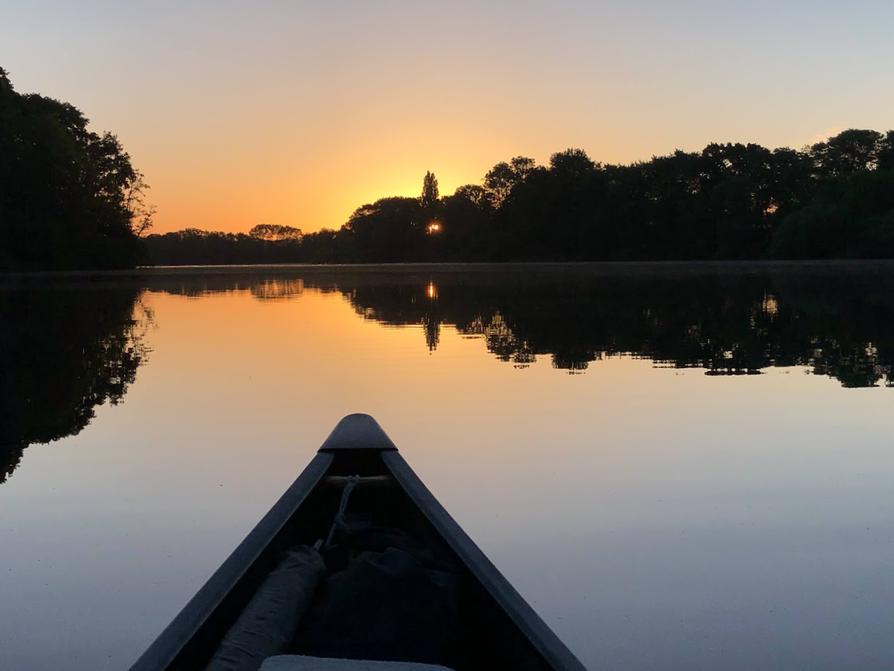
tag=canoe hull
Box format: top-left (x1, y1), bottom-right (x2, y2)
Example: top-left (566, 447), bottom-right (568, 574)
top-left (131, 415), bottom-right (585, 671)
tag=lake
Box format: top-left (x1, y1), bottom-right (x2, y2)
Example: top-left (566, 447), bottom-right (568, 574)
top-left (1, 262), bottom-right (893, 670)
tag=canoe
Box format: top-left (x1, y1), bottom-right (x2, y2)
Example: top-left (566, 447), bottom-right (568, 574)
top-left (131, 414), bottom-right (585, 671)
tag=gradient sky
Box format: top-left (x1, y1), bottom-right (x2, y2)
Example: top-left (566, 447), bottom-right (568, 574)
top-left (2, 1), bottom-right (893, 233)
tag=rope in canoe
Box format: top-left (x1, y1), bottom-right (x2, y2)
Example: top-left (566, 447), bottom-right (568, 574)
top-left (322, 474), bottom-right (360, 550)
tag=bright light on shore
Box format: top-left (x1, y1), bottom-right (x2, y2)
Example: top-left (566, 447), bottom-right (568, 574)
top-left (426, 221), bottom-right (442, 234)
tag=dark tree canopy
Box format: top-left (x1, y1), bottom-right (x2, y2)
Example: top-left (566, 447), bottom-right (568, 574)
top-left (249, 224), bottom-right (303, 241)
top-left (420, 171), bottom-right (440, 209)
top-left (810, 129), bottom-right (888, 178)
top-left (144, 128), bottom-right (894, 265)
top-left (4, 65), bottom-right (890, 267)
top-left (143, 228), bottom-right (304, 265)
top-left (343, 197), bottom-right (424, 262)
top-left (0, 67), bottom-right (151, 270)
top-left (483, 156), bottom-right (537, 207)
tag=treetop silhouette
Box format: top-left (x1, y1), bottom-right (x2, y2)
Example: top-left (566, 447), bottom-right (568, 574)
top-left (146, 128), bottom-right (894, 265)
top-left (421, 171), bottom-right (440, 209)
top-left (0, 67), bottom-right (152, 270)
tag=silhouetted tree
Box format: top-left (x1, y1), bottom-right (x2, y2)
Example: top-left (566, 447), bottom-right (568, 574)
top-left (0, 67), bottom-right (151, 270)
top-left (770, 167), bottom-right (894, 258)
top-left (549, 148), bottom-right (596, 179)
top-left (440, 186), bottom-right (493, 260)
top-left (142, 129), bottom-right (894, 265)
top-left (878, 131), bottom-right (894, 171)
top-left (483, 156), bottom-right (536, 206)
top-left (249, 224), bottom-right (303, 241)
top-left (452, 184), bottom-right (491, 209)
top-left (809, 129), bottom-right (888, 178)
top-left (344, 197), bottom-right (423, 262)
top-left (421, 171), bottom-right (440, 209)
top-left (144, 228), bottom-right (303, 264)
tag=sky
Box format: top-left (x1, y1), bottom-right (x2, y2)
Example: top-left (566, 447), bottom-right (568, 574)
top-left (1, 0), bottom-right (893, 234)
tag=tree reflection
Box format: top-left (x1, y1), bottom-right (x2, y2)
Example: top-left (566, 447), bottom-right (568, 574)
top-left (250, 278), bottom-right (304, 301)
top-left (148, 265), bottom-right (894, 388)
top-left (0, 282), bottom-right (148, 482)
top-left (7, 268), bottom-right (888, 484)
top-left (335, 267), bottom-right (894, 387)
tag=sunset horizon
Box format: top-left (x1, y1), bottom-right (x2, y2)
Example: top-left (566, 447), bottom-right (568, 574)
top-left (3, 3), bottom-right (894, 670)
top-left (4, 2), bottom-right (892, 235)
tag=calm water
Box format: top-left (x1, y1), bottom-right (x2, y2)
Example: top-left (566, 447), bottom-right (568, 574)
top-left (2, 263), bottom-right (893, 670)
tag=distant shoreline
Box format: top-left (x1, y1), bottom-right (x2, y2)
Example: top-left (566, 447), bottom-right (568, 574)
top-left (5, 258), bottom-right (894, 281)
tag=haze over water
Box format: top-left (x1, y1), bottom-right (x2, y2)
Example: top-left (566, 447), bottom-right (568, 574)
top-left (1, 263), bottom-right (893, 670)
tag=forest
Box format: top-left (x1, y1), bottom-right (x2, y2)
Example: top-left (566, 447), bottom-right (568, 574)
top-left (3, 67), bottom-right (894, 269)
top-left (0, 68), bottom-right (151, 270)
top-left (146, 130), bottom-right (894, 264)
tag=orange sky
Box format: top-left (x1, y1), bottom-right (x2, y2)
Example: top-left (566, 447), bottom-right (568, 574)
top-left (2, 2), bottom-right (893, 233)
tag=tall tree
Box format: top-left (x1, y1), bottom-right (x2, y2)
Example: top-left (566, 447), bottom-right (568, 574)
top-left (142, 126), bottom-right (894, 265)
top-left (0, 67), bottom-right (152, 270)
top-left (809, 129), bottom-right (886, 178)
top-left (421, 171), bottom-right (440, 209)
top-left (483, 156), bottom-right (536, 206)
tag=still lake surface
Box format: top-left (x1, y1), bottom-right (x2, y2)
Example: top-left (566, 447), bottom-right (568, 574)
top-left (1, 262), bottom-right (893, 670)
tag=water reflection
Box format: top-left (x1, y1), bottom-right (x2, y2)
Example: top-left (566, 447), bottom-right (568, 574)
top-left (347, 271), bottom-right (894, 385)
top-left (0, 282), bottom-right (149, 482)
top-left (250, 278), bottom-right (304, 301)
top-left (150, 265), bottom-right (894, 387)
top-left (4, 264), bottom-right (894, 670)
top-left (3, 265), bottom-right (891, 483)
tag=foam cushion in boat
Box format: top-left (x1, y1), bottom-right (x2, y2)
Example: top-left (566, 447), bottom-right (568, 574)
top-left (206, 545), bottom-right (327, 671)
top-left (259, 656), bottom-right (454, 670)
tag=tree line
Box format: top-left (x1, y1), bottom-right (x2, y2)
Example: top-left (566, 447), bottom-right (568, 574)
top-left (3, 66), bottom-right (894, 268)
top-left (0, 68), bottom-right (151, 270)
top-left (143, 224), bottom-right (303, 266)
top-left (147, 130), bottom-right (894, 264)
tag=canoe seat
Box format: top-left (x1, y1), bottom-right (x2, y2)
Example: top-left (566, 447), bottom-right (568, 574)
top-left (260, 656), bottom-right (454, 670)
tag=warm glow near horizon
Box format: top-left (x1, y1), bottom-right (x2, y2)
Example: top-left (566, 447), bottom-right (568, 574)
top-left (3, 1), bottom-right (893, 234)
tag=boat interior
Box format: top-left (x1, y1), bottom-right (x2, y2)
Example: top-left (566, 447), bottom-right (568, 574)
top-left (165, 447), bottom-right (555, 671)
